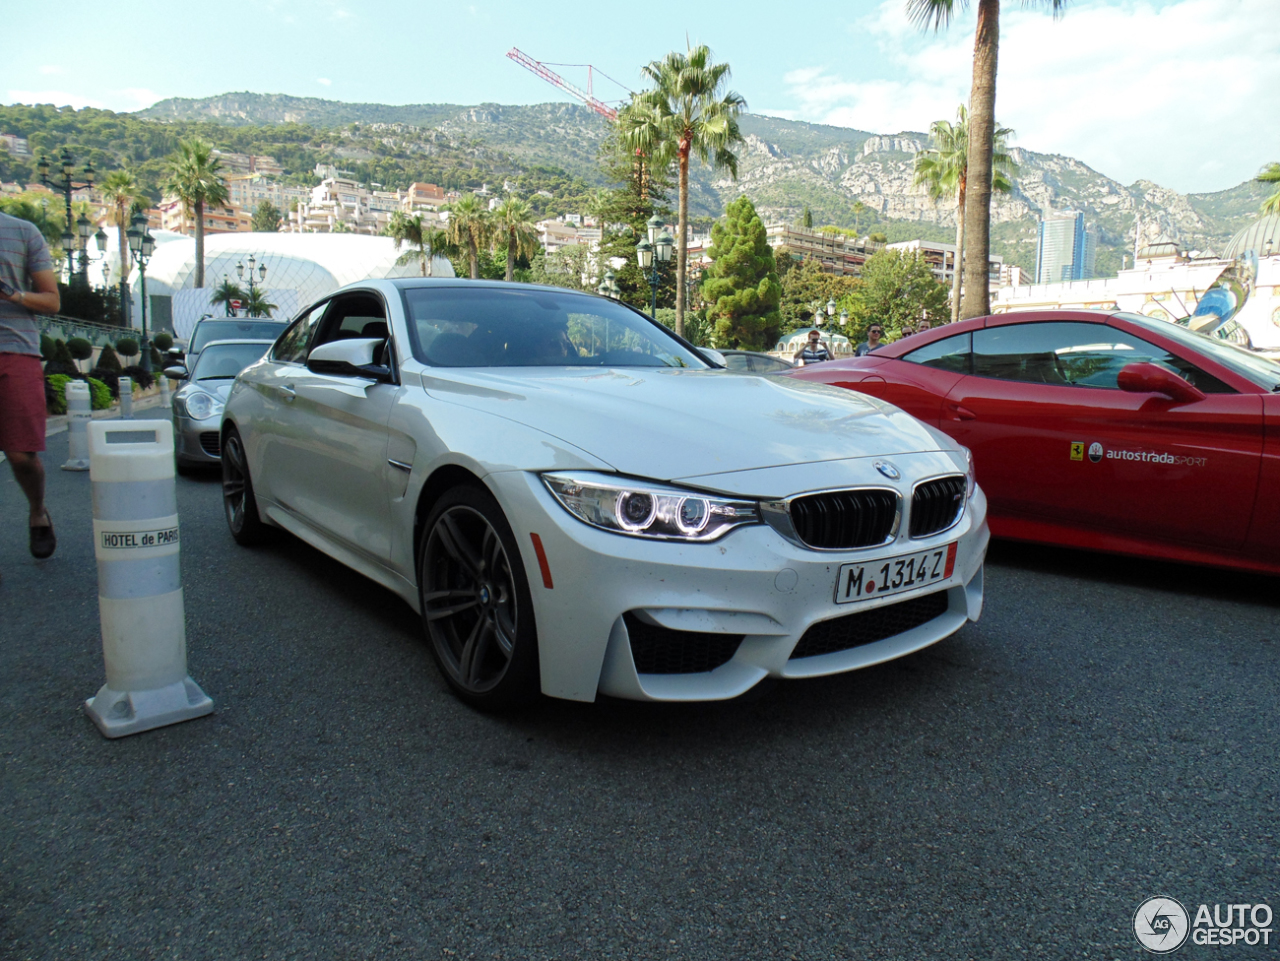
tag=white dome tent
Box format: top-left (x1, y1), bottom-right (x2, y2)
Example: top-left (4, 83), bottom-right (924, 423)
top-left (127, 232), bottom-right (454, 340)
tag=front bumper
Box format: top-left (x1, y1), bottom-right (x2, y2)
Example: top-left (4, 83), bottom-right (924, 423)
top-left (172, 412), bottom-right (222, 465)
top-left (486, 460), bottom-right (988, 703)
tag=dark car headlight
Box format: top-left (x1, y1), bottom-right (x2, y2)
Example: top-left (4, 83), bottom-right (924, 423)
top-left (543, 472), bottom-right (760, 542)
top-left (175, 390), bottom-right (224, 421)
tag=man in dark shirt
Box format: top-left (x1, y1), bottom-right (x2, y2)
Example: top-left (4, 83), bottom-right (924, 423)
top-left (0, 211), bottom-right (61, 565)
top-left (854, 324), bottom-right (884, 356)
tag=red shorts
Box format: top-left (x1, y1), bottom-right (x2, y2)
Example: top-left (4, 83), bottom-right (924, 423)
top-left (0, 352), bottom-right (47, 453)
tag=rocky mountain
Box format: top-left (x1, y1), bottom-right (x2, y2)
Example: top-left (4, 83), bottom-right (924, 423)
top-left (137, 92), bottom-right (1272, 275)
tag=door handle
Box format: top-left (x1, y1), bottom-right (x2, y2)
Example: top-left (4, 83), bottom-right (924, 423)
top-left (947, 403), bottom-right (976, 421)
top-left (280, 384), bottom-right (297, 401)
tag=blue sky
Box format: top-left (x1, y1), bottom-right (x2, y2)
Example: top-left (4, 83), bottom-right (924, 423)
top-left (4, 0), bottom-right (1277, 195)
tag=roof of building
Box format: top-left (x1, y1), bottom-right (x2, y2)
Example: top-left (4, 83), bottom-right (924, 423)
top-left (1224, 213), bottom-right (1280, 261)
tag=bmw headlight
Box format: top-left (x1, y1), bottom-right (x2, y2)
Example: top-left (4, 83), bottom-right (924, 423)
top-left (960, 446), bottom-right (976, 500)
top-left (178, 390), bottom-right (224, 421)
top-left (543, 472), bottom-right (760, 542)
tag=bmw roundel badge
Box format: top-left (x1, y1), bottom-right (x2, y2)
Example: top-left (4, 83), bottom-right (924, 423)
top-left (874, 461), bottom-right (901, 480)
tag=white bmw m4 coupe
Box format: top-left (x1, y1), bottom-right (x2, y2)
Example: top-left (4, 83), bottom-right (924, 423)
top-left (220, 279), bottom-right (989, 708)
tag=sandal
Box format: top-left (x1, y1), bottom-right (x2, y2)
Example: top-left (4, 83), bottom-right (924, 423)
top-left (30, 509), bottom-right (56, 560)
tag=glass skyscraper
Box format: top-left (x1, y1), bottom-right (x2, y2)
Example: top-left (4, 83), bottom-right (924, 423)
top-left (1036, 211), bottom-right (1097, 283)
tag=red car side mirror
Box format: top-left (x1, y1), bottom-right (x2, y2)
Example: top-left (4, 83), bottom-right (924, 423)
top-left (1116, 362), bottom-right (1205, 404)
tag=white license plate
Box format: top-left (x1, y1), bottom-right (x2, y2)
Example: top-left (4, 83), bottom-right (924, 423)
top-left (834, 543), bottom-right (957, 604)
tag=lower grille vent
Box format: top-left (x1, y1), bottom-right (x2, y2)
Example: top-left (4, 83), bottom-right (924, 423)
top-left (790, 591), bottom-right (950, 660)
top-left (199, 432), bottom-right (222, 457)
top-left (624, 613), bottom-right (744, 675)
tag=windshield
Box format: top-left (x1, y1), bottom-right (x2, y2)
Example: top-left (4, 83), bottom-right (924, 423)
top-left (191, 342), bottom-right (271, 381)
top-left (1114, 313), bottom-right (1280, 390)
top-left (191, 321), bottom-right (286, 354)
top-left (401, 286), bottom-right (709, 369)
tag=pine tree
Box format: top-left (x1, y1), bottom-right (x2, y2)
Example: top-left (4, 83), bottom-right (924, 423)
top-left (593, 133), bottom-right (675, 312)
top-left (703, 196), bottom-right (782, 350)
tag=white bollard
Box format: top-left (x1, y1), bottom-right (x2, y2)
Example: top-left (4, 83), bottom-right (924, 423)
top-left (159, 375), bottom-right (171, 410)
top-left (83, 420), bottom-right (213, 738)
top-left (119, 377), bottom-right (133, 420)
top-left (61, 381), bottom-right (92, 471)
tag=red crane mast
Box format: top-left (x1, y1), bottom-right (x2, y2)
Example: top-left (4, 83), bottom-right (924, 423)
top-left (506, 47), bottom-right (619, 121)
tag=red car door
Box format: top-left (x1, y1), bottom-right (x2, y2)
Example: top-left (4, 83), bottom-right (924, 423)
top-left (943, 320), bottom-right (1262, 553)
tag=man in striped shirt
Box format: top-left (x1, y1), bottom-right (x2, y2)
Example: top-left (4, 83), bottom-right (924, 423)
top-left (1, 211), bottom-right (61, 564)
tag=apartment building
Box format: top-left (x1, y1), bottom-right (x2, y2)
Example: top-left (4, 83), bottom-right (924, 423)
top-left (158, 196), bottom-right (250, 234)
top-left (0, 133), bottom-right (31, 156)
top-left (211, 150), bottom-right (284, 177)
top-left (225, 174), bottom-right (310, 219)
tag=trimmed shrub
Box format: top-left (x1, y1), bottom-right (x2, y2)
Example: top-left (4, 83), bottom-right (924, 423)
top-left (115, 337), bottom-right (139, 359)
top-left (43, 358), bottom-right (80, 378)
top-left (152, 332), bottom-right (174, 351)
top-left (96, 343), bottom-right (122, 371)
top-left (88, 366), bottom-right (120, 398)
top-left (121, 365), bottom-right (154, 390)
top-left (86, 377), bottom-right (111, 410)
top-left (67, 337), bottom-right (94, 364)
top-left (45, 373), bottom-right (72, 414)
top-left (150, 346), bottom-right (163, 368)
top-left (53, 339), bottom-right (74, 366)
top-left (40, 334), bottom-right (55, 360)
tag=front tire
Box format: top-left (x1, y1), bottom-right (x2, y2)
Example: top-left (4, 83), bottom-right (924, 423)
top-left (221, 426), bottom-right (269, 545)
top-left (418, 485), bottom-right (539, 709)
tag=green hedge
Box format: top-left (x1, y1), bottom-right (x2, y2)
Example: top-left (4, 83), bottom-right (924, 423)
top-left (86, 377), bottom-right (111, 410)
top-left (45, 374), bottom-right (111, 413)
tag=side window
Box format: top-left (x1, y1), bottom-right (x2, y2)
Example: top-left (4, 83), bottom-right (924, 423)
top-left (311, 292), bottom-right (389, 349)
top-left (272, 303), bottom-right (327, 364)
top-left (972, 322), bottom-right (1234, 392)
top-left (904, 332), bottom-right (971, 373)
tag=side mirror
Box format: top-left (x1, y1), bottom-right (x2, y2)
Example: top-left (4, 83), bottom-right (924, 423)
top-left (700, 348), bottom-right (727, 367)
top-left (163, 365), bottom-right (188, 380)
top-left (167, 347), bottom-right (184, 359)
top-left (1117, 362), bottom-right (1205, 404)
top-left (306, 337), bottom-right (392, 381)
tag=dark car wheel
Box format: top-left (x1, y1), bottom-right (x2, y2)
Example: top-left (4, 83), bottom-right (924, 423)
top-left (221, 427), bottom-right (269, 545)
top-left (419, 485), bottom-right (539, 709)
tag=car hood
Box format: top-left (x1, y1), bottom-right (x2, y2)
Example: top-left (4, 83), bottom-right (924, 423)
top-left (416, 366), bottom-right (946, 481)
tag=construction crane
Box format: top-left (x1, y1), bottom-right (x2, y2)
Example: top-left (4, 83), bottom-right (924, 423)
top-left (506, 48), bottom-right (626, 121)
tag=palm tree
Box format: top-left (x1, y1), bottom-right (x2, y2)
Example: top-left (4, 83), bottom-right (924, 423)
top-left (162, 138), bottom-right (229, 288)
top-left (619, 44), bottom-right (746, 337)
top-left (914, 105), bottom-right (1016, 323)
top-left (387, 212), bottom-right (457, 277)
top-left (211, 278), bottom-right (245, 316)
top-left (851, 200), bottom-right (868, 236)
top-left (1258, 163), bottom-right (1280, 215)
top-left (490, 198), bottom-right (541, 282)
top-left (446, 194), bottom-right (491, 279)
top-left (908, 0), bottom-right (1067, 319)
top-left (243, 287), bottom-right (277, 318)
top-left (99, 170), bottom-right (144, 282)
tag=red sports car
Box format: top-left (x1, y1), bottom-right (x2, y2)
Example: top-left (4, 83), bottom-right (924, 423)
top-left (786, 309), bottom-right (1280, 575)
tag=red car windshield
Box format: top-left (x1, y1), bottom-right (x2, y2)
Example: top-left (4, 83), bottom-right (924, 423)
top-left (1115, 313), bottom-right (1280, 391)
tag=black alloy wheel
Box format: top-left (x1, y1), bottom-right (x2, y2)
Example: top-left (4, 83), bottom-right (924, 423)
top-left (221, 427), bottom-right (269, 545)
top-left (419, 486), bottom-right (539, 708)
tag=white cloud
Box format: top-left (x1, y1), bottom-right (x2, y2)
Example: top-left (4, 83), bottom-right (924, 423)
top-left (119, 87), bottom-right (162, 108)
top-left (38, 65), bottom-right (63, 76)
top-left (7, 89), bottom-right (105, 110)
top-left (783, 0), bottom-right (1280, 193)
top-left (316, 77), bottom-right (332, 86)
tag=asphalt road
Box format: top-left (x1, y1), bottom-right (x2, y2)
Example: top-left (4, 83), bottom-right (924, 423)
top-left (2, 430), bottom-right (1277, 960)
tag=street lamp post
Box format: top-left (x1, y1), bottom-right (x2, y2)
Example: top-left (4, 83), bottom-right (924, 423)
top-left (635, 218), bottom-right (674, 319)
top-left (235, 254), bottom-right (268, 316)
top-left (127, 213), bottom-right (157, 372)
top-left (37, 149), bottom-right (95, 285)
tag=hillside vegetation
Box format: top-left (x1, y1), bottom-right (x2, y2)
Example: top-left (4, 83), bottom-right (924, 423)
top-left (3, 93), bottom-right (1271, 276)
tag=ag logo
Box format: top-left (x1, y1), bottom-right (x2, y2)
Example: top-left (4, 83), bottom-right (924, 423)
top-left (1088, 442), bottom-right (1104, 463)
top-left (1070, 441), bottom-right (1084, 461)
top-left (1134, 896), bottom-right (1190, 953)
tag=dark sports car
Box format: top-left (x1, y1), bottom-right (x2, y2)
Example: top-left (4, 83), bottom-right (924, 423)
top-left (786, 309), bottom-right (1280, 575)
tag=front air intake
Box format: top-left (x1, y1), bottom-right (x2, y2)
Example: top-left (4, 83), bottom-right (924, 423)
top-left (788, 489), bottom-right (899, 549)
top-left (909, 476), bottom-right (966, 538)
